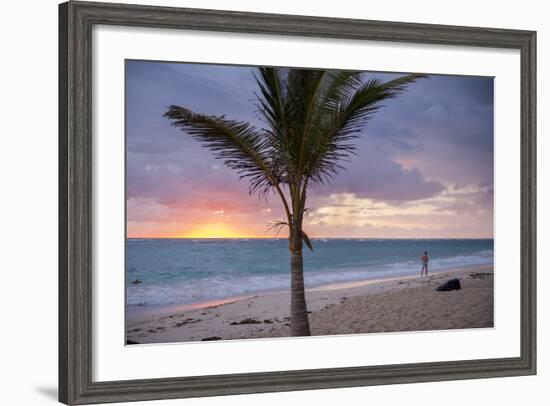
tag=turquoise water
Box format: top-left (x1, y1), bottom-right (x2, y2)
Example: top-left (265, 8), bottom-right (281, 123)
top-left (126, 238), bottom-right (493, 308)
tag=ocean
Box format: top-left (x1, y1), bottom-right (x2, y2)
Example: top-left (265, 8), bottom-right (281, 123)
top-left (126, 238), bottom-right (493, 309)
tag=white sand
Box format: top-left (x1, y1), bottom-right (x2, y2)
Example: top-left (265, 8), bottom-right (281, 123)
top-left (126, 264), bottom-right (493, 344)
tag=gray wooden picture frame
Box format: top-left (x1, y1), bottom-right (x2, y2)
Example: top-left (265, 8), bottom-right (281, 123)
top-left (59, 1), bottom-right (537, 404)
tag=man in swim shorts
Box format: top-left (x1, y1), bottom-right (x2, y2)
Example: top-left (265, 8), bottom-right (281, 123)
top-left (420, 251), bottom-right (429, 277)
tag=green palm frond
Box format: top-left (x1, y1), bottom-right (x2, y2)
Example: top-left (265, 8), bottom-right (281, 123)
top-left (338, 74), bottom-right (427, 137)
top-left (253, 68), bottom-right (293, 184)
top-left (164, 106), bottom-right (277, 197)
top-left (253, 67), bottom-right (287, 134)
top-left (303, 73), bottom-right (427, 187)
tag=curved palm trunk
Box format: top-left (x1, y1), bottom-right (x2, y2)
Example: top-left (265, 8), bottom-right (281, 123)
top-left (289, 231), bottom-right (311, 336)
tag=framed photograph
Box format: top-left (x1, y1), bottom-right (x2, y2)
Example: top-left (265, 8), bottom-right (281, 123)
top-left (59, 1), bottom-right (536, 404)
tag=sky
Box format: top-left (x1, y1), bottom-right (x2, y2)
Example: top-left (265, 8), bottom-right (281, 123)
top-left (126, 61), bottom-right (494, 239)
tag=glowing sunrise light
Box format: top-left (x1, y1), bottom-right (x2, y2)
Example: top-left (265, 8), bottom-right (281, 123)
top-left (177, 223), bottom-right (262, 239)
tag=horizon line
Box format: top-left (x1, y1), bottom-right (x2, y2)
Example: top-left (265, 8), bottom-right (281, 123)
top-left (126, 236), bottom-right (494, 240)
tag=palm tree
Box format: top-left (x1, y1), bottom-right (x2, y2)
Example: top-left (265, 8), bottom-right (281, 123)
top-left (164, 68), bottom-right (424, 337)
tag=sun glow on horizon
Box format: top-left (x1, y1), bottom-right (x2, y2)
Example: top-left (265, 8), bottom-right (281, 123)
top-left (175, 223), bottom-right (265, 239)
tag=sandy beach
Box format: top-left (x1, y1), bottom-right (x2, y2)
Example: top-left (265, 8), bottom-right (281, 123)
top-left (126, 264), bottom-right (493, 344)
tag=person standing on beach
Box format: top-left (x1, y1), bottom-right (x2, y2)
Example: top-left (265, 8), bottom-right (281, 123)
top-left (420, 251), bottom-right (429, 277)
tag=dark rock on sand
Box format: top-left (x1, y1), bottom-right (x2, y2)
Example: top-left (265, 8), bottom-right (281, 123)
top-left (230, 318), bottom-right (262, 325)
top-left (126, 339), bottom-right (139, 345)
top-left (469, 272), bottom-right (493, 279)
top-left (435, 278), bottom-right (462, 292)
top-left (263, 319), bottom-right (274, 324)
top-left (173, 318), bottom-right (201, 327)
top-left (201, 336), bottom-right (222, 341)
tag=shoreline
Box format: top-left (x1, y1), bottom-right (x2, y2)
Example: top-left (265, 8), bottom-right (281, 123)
top-left (127, 263), bottom-right (490, 319)
top-left (126, 263), bottom-right (494, 343)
